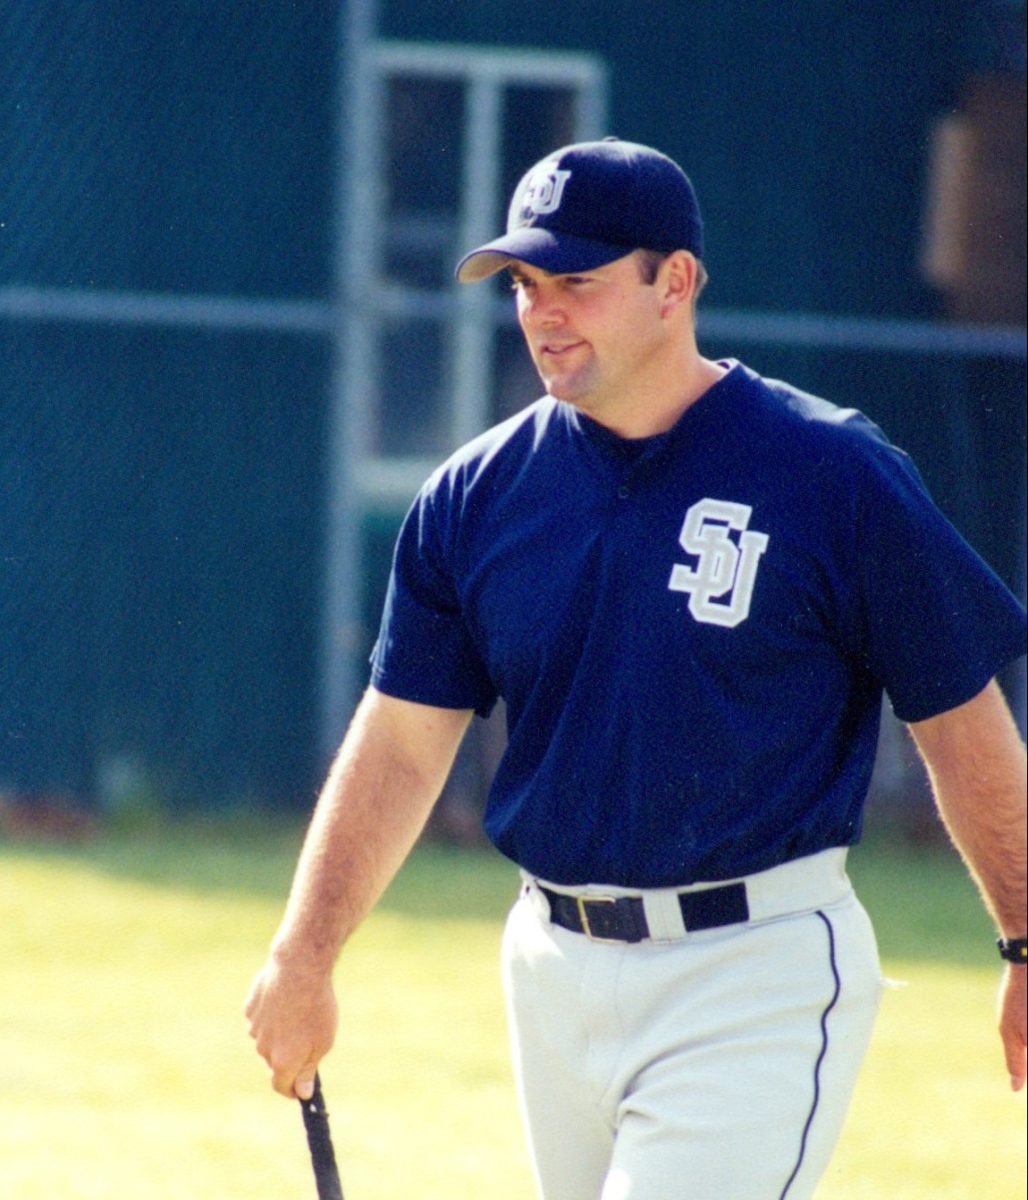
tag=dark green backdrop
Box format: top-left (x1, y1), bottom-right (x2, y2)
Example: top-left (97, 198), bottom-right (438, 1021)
top-left (2, 2), bottom-right (1023, 808)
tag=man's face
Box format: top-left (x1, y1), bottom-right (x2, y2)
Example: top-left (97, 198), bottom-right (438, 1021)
top-left (509, 251), bottom-right (669, 421)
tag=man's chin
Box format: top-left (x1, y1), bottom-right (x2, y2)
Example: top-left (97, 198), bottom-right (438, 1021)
top-left (542, 373), bottom-right (590, 406)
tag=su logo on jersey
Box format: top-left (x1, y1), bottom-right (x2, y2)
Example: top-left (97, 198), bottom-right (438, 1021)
top-left (668, 498), bottom-right (770, 628)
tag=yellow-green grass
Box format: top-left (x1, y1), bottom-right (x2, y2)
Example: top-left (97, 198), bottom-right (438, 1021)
top-left (0, 821), bottom-right (1023, 1198)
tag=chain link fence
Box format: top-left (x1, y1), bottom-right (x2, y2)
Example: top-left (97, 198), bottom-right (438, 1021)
top-left (2, 2), bottom-right (338, 810)
top-left (3, 2), bottom-right (1025, 831)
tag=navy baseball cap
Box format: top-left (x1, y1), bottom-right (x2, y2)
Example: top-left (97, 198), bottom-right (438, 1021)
top-left (455, 138), bottom-right (703, 283)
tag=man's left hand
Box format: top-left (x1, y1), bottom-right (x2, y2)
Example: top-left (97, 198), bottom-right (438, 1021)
top-left (999, 964), bottom-right (1027, 1092)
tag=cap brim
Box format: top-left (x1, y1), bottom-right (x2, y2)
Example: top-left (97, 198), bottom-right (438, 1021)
top-left (455, 227), bottom-right (631, 283)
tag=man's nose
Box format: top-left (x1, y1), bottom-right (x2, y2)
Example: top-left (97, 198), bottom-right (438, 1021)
top-left (521, 287), bottom-right (564, 327)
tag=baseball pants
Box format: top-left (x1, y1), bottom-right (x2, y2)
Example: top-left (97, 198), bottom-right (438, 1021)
top-left (501, 849), bottom-right (882, 1200)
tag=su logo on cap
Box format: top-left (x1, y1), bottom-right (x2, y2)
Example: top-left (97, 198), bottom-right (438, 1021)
top-left (514, 166), bottom-right (572, 226)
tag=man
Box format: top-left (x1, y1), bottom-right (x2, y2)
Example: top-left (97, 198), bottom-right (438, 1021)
top-left (247, 139), bottom-right (1027, 1199)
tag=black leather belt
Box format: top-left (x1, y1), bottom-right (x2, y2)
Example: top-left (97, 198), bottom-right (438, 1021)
top-left (538, 881), bottom-right (750, 943)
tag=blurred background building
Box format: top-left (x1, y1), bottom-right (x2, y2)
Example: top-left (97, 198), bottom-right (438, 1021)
top-left (1, 1), bottom-right (1025, 832)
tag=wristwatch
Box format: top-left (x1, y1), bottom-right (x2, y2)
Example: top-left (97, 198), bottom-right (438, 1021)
top-left (997, 937), bottom-right (1028, 964)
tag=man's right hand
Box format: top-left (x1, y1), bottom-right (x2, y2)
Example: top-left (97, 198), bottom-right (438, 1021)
top-left (245, 954), bottom-right (339, 1100)
top-left (243, 690), bottom-right (472, 1101)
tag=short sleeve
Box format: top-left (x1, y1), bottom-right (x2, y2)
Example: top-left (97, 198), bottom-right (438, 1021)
top-left (855, 443), bottom-right (1026, 722)
top-left (370, 482), bottom-right (498, 717)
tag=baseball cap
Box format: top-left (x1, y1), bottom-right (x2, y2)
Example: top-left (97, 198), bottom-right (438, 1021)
top-left (455, 137), bottom-right (703, 283)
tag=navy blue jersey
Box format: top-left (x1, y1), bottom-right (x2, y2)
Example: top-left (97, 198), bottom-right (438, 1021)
top-left (371, 362), bottom-right (1026, 886)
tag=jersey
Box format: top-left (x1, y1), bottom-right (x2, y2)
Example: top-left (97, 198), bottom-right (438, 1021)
top-left (370, 360), bottom-right (1026, 886)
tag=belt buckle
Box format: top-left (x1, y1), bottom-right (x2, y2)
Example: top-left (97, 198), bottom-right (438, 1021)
top-left (577, 895), bottom-right (621, 943)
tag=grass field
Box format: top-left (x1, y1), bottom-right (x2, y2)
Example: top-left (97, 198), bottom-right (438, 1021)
top-left (1, 818), bottom-right (1024, 1198)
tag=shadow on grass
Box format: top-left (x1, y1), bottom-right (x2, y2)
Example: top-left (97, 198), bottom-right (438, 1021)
top-left (846, 835), bottom-right (995, 966)
top-left (0, 811), bottom-right (522, 918)
top-left (0, 813), bottom-right (996, 964)
top-left (0, 811), bottom-right (307, 901)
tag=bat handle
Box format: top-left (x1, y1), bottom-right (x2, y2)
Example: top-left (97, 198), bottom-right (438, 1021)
top-left (299, 1072), bottom-right (344, 1200)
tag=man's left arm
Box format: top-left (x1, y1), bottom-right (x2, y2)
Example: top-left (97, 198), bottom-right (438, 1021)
top-left (907, 679), bottom-right (1027, 1091)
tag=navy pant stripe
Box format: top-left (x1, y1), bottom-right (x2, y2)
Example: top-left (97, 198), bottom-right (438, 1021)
top-left (780, 910), bottom-right (841, 1199)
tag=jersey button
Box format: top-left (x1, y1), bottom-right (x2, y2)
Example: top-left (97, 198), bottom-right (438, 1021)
top-left (617, 484), bottom-right (630, 499)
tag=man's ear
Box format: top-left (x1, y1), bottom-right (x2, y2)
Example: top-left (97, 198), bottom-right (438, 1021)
top-left (659, 251), bottom-right (698, 318)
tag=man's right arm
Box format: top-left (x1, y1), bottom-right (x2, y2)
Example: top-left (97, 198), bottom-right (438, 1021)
top-left (245, 686), bottom-right (473, 1099)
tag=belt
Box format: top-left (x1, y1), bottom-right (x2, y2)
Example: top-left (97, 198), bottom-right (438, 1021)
top-left (538, 881), bottom-right (750, 944)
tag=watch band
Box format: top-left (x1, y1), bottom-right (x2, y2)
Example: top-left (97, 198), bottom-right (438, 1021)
top-left (997, 937), bottom-right (1028, 964)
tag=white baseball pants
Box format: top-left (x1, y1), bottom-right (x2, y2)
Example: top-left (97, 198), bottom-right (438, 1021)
top-left (501, 849), bottom-right (882, 1200)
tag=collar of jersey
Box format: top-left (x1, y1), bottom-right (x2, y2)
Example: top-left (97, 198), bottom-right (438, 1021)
top-left (555, 359), bottom-right (742, 471)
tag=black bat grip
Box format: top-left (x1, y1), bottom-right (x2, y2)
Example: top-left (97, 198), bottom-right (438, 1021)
top-left (299, 1072), bottom-right (344, 1200)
